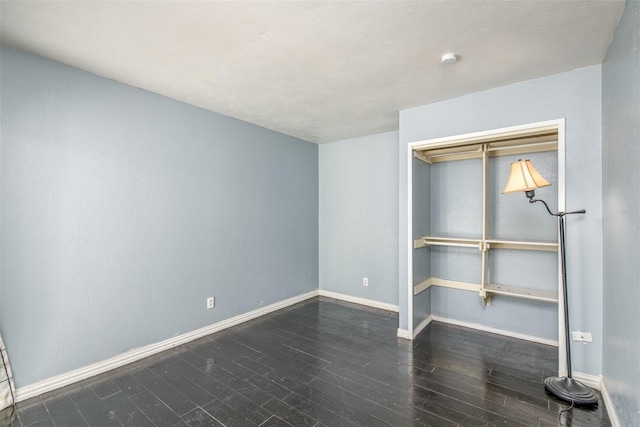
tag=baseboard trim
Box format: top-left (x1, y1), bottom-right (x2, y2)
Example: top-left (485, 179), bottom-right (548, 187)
top-left (600, 378), bottom-right (622, 427)
top-left (396, 315), bottom-right (434, 340)
top-left (413, 315), bottom-right (433, 338)
top-left (431, 315), bottom-right (559, 347)
top-left (318, 290), bottom-right (399, 312)
top-left (572, 372), bottom-right (601, 390)
top-left (396, 328), bottom-right (411, 340)
top-left (15, 290), bottom-right (319, 402)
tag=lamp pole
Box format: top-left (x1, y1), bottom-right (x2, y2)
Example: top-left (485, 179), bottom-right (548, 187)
top-left (503, 159), bottom-right (597, 405)
top-left (526, 194), bottom-right (597, 405)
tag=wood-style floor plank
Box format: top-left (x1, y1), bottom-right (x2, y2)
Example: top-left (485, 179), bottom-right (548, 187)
top-left (4, 297), bottom-right (611, 426)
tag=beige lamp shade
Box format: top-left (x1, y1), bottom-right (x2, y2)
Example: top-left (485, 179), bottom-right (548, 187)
top-left (502, 159), bottom-right (551, 194)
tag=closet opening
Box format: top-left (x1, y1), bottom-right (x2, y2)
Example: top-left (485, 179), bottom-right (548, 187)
top-left (405, 119), bottom-right (567, 376)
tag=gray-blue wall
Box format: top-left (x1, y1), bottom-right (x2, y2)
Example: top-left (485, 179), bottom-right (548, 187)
top-left (602, 1), bottom-right (640, 424)
top-left (399, 64), bottom-right (603, 376)
top-left (0, 47), bottom-right (319, 388)
top-left (319, 131), bottom-right (398, 305)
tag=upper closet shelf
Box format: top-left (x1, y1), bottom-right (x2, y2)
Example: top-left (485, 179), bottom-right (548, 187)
top-left (414, 236), bottom-right (557, 252)
top-left (413, 132), bottom-right (558, 164)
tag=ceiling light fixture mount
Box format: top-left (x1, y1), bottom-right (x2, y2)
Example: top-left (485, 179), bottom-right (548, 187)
top-left (440, 52), bottom-right (458, 64)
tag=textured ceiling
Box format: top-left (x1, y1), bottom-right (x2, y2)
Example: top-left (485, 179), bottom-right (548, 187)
top-left (0, 1), bottom-right (625, 143)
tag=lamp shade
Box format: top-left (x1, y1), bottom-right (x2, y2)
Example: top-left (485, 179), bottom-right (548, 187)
top-left (502, 159), bottom-right (551, 194)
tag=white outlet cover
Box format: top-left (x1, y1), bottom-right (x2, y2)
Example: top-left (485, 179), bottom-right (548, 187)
top-left (571, 331), bottom-right (593, 342)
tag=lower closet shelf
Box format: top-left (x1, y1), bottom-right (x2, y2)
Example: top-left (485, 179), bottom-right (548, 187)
top-left (484, 283), bottom-right (558, 303)
top-left (413, 278), bottom-right (558, 304)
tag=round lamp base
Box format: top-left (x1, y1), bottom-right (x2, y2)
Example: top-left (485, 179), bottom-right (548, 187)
top-left (544, 376), bottom-right (598, 405)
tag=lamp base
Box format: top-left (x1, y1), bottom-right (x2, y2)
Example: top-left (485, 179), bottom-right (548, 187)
top-left (544, 376), bottom-right (598, 405)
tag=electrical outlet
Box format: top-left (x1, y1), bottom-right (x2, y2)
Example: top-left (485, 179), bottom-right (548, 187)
top-left (363, 277), bottom-right (368, 287)
top-left (572, 331), bottom-right (593, 343)
top-left (207, 297), bottom-right (215, 309)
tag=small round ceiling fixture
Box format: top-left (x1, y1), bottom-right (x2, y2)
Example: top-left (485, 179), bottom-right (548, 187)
top-left (441, 53), bottom-right (458, 64)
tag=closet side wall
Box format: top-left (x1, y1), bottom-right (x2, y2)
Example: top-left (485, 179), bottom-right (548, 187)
top-left (412, 157), bottom-right (432, 328)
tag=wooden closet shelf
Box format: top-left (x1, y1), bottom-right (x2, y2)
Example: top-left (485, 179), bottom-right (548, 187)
top-left (413, 135), bottom-right (558, 164)
top-left (414, 236), bottom-right (481, 249)
top-left (486, 239), bottom-right (558, 252)
top-left (413, 278), bottom-right (557, 304)
top-left (414, 236), bottom-right (557, 252)
top-left (484, 283), bottom-right (558, 303)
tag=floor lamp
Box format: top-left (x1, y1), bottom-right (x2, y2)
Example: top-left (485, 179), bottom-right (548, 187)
top-left (502, 159), bottom-right (598, 405)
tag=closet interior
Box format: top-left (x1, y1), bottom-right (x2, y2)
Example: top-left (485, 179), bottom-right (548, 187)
top-left (411, 123), bottom-right (561, 308)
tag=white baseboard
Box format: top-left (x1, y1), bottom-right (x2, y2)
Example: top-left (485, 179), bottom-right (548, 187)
top-left (431, 315), bottom-right (559, 347)
top-left (318, 290), bottom-right (399, 312)
top-left (600, 377), bottom-right (622, 427)
top-left (397, 313), bottom-right (554, 345)
top-left (15, 290), bottom-right (319, 402)
top-left (397, 315), bottom-right (433, 340)
top-left (572, 372), bottom-right (601, 390)
top-left (396, 329), bottom-right (411, 340)
top-left (413, 315), bottom-right (433, 338)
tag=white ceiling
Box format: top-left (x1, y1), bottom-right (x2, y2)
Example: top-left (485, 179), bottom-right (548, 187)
top-left (0, 1), bottom-right (625, 144)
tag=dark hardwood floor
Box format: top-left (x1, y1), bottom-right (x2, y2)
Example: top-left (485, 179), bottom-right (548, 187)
top-left (4, 297), bottom-right (610, 426)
